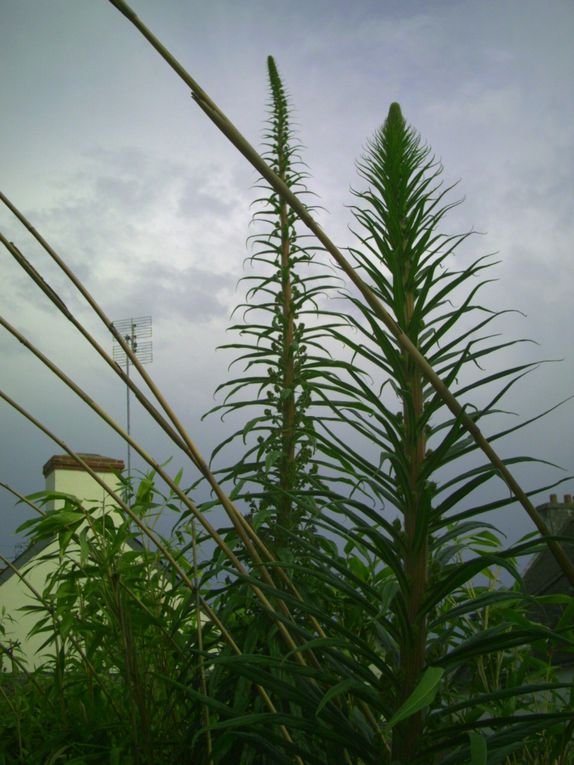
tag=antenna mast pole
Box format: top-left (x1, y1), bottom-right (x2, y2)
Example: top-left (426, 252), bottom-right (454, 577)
top-left (112, 316), bottom-right (153, 495)
top-left (126, 324), bottom-right (132, 480)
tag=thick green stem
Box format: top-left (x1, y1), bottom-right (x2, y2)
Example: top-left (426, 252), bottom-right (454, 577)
top-left (277, 197), bottom-right (297, 536)
top-left (394, 279), bottom-right (429, 762)
top-left (266, 55), bottom-right (300, 543)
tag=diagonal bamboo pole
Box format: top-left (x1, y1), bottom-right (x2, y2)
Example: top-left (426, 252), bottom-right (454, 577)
top-left (106, 0), bottom-right (574, 588)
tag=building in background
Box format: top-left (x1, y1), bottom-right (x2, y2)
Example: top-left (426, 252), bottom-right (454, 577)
top-left (0, 454), bottom-right (124, 669)
top-left (523, 494), bottom-right (574, 672)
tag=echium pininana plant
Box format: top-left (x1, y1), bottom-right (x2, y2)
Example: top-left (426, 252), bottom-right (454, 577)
top-left (310, 103), bottom-right (565, 763)
top-left (204, 56), bottom-right (339, 550)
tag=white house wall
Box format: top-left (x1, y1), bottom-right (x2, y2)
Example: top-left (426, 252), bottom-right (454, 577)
top-left (0, 458), bottom-right (124, 670)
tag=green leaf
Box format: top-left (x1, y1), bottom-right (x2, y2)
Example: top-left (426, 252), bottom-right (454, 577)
top-left (348, 555), bottom-right (370, 581)
top-left (264, 449), bottom-right (281, 471)
top-left (468, 731), bottom-right (487, 765)
top-left (386, 666), bottom-right (444, 729)
top-left (315, 678), bottom-right (364, 716)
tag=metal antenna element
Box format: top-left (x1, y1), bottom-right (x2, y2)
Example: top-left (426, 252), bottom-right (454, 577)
top-left (112, 316), bottom-right (153, 489)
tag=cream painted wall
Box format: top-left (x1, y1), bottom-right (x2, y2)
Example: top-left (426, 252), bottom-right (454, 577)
top-left (45, 466), bottom-right (122, 513)
top-left (1, 537), bottom-right (67, 670)
top-left (0, 462), bottom-right (123, 670)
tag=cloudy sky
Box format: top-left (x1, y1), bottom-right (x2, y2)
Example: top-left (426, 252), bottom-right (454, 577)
top-left (1, 0), bottom-right (573, 560)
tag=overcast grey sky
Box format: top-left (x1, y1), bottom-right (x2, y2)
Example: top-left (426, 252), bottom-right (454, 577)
top-left (1, 0), bottom-right (573, 559)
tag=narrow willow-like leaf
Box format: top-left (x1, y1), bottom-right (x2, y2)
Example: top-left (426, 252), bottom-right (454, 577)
top-left (386, 666), bottom-right (445, 730)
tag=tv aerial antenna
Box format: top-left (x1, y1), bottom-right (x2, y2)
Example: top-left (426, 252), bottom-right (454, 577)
top-left (112, 316), bottom-right (153, 487)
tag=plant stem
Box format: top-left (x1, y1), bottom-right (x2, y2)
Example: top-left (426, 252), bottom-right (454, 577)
top-left (394, 228), bottom-right (429, 763)
top-left (270, 56), bottom-right (298, 540)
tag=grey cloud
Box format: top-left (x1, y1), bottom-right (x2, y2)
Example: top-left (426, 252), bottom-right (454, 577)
top-left (177, 173), bottom-right (236, 219)
top-left (105, 260), bottom-right (236, 323)
top-left (12, 144), bottom-right (249, 279)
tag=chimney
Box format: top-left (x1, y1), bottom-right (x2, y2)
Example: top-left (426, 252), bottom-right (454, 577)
top-left (42, 453), bottom-right (124, 513)
top-left (537, 492), bottom-right (574, 536)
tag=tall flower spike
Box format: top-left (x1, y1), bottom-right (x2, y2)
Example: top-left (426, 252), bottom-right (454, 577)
top-left (201, 56), bottom-right (340, 552)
